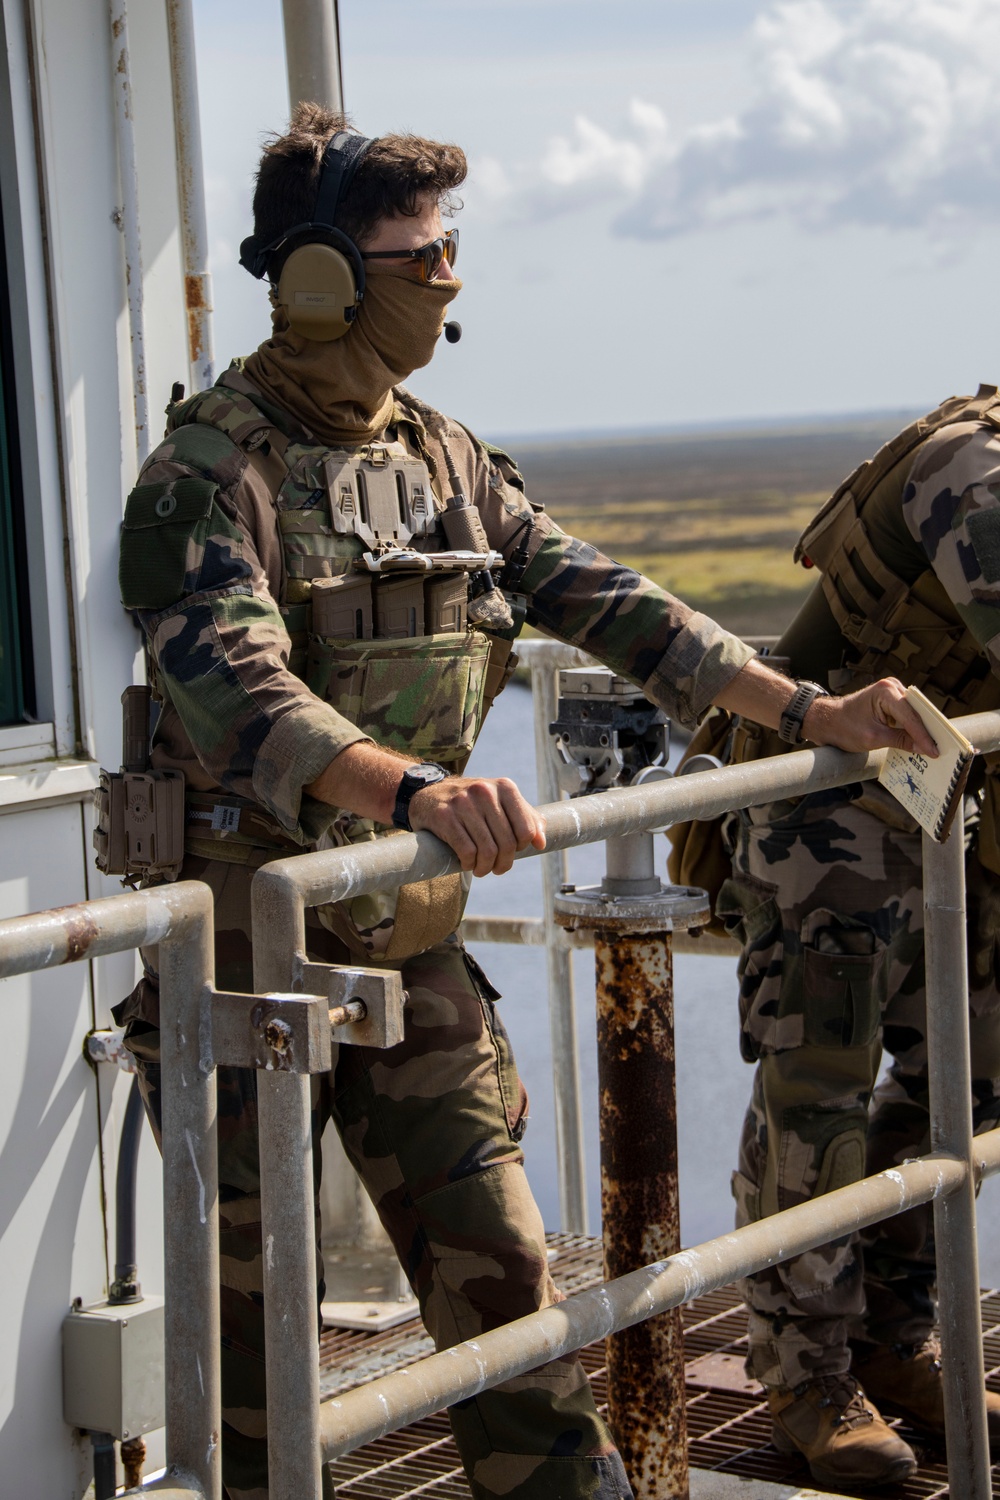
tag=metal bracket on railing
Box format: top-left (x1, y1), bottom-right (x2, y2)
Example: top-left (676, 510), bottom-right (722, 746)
top-left (209, 968), bottom-right (405, 1074)
top-left (301, 962), bottom-right (406, 1050)
top-left (211, 992), bottom-right (334, 1073)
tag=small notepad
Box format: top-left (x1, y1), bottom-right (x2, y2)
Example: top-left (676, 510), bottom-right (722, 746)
top-left (877, 685), bottom-right (975, 842)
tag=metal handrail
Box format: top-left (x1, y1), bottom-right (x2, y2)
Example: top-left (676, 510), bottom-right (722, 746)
top-left (251, 708), bottom-right (1000, 1500)
top-left (0, 883), bottom-right (222, 1500)
top-left (3, 712), bottom-right (1000, 1498)
top-left (320, 1143), bottom-right (1000, 1459)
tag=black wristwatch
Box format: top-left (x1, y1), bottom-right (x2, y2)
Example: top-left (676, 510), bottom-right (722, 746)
top-left (392, 762), bottom-right (449, 830)
top-left (778, 680), bottom-right (830, 745)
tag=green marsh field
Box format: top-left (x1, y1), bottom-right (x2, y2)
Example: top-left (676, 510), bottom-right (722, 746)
top-left (513, 415), bottom-right (917, 640)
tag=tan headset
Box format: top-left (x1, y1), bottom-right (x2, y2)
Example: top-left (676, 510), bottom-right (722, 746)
top-left (239, 131), bottom-right (374, 341)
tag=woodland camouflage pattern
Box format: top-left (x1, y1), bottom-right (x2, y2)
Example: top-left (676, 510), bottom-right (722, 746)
top-left (905, 420), bottom-right (1000, 665)
top-left (125, 364), bottom-right (754, 844)
top-left (115, 856), bottom-right (630, 1500)
top-left (123, 363), bottom-right (752, 964)
top-left (116, 363), bottom-right (757, 1497)
top-left (720, 417), bottom-right (1000, 1391)
top-left (306, 631), bottom-right (491, 765)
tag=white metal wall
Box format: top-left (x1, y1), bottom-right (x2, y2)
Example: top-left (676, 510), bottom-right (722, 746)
top-left (0, 0), bottom-right (189, 1491)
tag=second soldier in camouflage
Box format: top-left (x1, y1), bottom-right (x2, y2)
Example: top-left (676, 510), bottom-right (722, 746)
top-left (708, 394), bottom-right (1000, 1488)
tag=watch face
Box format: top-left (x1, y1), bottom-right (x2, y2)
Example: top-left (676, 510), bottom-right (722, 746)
top-left (406, 764), bottom-right (446, 788)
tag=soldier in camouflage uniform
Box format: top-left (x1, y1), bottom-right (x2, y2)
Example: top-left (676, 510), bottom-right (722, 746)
top-left (114, 103), bottom-right (931, 1500)
top-left (711, 392), bottom-right (1000, 1488)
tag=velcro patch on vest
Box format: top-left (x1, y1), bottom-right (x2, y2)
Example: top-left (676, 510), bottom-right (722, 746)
top-left (966, 507), bottom-right (1000, 584)
top-left (120, 477), bottom-right (222, 610)
top-left (119, 474), bottom-right (245, 603)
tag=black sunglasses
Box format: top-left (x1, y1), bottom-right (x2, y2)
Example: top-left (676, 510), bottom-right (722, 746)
top-left (362, 228), bottom-right (459, 282)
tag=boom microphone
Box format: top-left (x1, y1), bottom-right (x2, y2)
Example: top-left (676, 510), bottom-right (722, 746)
top-left (444, 322), bottom-right (462, 344)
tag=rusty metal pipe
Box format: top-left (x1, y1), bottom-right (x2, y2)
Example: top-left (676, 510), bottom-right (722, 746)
top-left (165, 0), bottom-right (215, 391)
top-left (328, 999), bottom-right (366, 1028)
top-left (108, 0), bottom-right (149, 464)
top-left (319, 1149), bottom-right (976, 1459)
top-left (595, 928), bottom-right (687, 1500)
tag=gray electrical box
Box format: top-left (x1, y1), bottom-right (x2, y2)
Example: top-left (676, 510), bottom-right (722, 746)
top-left (62, 1295), bottom-right (164, 1439)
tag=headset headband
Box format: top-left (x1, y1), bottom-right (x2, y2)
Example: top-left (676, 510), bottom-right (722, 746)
top-left (239, 130), bottom-right (376, 281)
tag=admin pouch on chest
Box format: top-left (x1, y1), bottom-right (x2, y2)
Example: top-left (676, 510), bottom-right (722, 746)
top-left (669, 386), bottom-right (1000, 912)
top-left (120, 384), bottom-right (520, 960)
top-left (307, 630), bottom-right (491, 766)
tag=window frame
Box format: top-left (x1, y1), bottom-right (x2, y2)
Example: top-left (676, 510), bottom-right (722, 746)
top-left (0, 243), bottom-right (30, 727)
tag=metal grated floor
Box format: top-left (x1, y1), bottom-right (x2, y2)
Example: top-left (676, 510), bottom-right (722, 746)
top-left (321, 1234), bottom-right (1000, 1499)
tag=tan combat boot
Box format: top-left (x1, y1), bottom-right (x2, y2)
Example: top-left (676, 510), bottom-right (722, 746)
top-left (854, 1338), bottom-right (1000, 1450)
top-left (769, 1373), bottom-right (918, 1488)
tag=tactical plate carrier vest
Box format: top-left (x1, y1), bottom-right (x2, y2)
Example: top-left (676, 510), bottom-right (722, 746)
top-left (116, 384), bottom-right (522, 959)
top-left (732, 384), bottom-right (1000, 871)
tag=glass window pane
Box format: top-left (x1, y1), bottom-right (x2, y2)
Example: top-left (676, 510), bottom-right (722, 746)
top-left (0, 187), bottom-right (26, 728)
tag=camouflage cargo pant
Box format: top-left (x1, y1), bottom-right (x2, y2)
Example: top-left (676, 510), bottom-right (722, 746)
top-left (118, 855), bottom-right (630, 1500)
top-left (719, 785), bottom-right (1000, 1391)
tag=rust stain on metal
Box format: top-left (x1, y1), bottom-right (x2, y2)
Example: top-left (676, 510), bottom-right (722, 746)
top-left (329, 999), bottom-right (367, 1029)
top-left (263, 1017), bottom-right (293, 1054)
top-left (121, 1435), bottom-right (146, 1489)
top-left (184, 273), bottom-right (207, 310)
top-left (248, 1000), bottom-right (296, 1070)
top-left (595, 929), bottom-right (689, 1500)
top-left (185, 275), bottom-right (211, 368)
top-left (187, 313), bottom-right (202, 367)
top-left (50, 903), bottom-right (101, 964)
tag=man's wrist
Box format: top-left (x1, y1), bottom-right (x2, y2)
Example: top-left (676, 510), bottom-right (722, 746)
top-left (800, 689), bottom-right (835, 745)
top-left (392, 762), bottom-right (450, 830)
top-left (779, 680), bottom-right (831, 745)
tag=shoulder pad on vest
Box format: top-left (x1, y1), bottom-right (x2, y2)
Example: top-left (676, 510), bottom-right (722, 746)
top-left (152, 417), bottom-right (243, 480)
top-left (795, 384), bottom-right (1000, 568)
top-left (166, 384), bottom-right (273, 450)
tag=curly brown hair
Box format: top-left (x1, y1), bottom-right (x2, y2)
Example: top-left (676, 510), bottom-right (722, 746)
top-left (252, 102), bottom-right (467, 251)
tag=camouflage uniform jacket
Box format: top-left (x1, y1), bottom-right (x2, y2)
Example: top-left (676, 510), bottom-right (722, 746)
top-left (732, 415), bottom-right (1000, 817)
top-left (785, 414), bottom-right (1000, 701)
top-left (122, 363), bottom-right (754, 848)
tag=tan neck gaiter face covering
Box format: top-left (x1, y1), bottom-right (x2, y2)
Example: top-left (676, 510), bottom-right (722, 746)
top-left (243, 264), bottom-right (462, 448)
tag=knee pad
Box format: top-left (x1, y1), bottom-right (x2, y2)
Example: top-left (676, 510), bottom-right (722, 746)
top-left (758, 1045), bottom-right (878, 1219)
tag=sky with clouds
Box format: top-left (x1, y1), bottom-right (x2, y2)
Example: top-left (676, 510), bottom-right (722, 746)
top-left (191, 0), bottom-right (1000, 438)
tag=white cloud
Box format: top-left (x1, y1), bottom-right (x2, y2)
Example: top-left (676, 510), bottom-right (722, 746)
top-left (475, 0), bottom-right (1000, 239)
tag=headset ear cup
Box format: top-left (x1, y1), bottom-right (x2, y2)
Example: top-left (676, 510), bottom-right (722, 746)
top-left (276, 242), bottom-right (360, 341)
